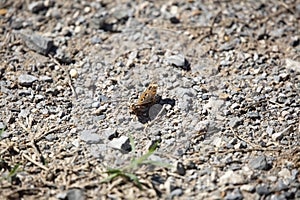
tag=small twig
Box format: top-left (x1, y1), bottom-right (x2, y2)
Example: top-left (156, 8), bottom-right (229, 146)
top-left (67, 73), bottom-right (78, 99)
top-left (22, 153), bottom-right (49, 171)
top-left (35, 124), bottom-right (72, 143)
top-left (17, 120), bottom-right (44, 163)
top-left (6, 188), bottom-right (41, 198)
top-left (185, 146), bottom-right (282, 157)
top-left (49, 55), bottom-right (78, 99)
top-left (230, 127), bottom-right (259, 148)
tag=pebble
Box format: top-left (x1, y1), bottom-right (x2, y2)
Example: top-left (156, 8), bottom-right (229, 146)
top-left (39, 75), bottom-right (53, 82)
top-left (248, 155), bottom-right (270, 170)
top-left (230, 103), bottom-right (240, 110)
top-left (56, 192), bottom-right (67, 199)
top-left (108, 136), bottom-right (131, 152)
top-left (45, 133), bottom-right (57, 141)
top-left (229, 117), bottom-right (243, 128)
top-left (67, 189), bottom-right (85, 200)
top-left (247, 112), bottom-right (260, 119)
top-left (275, 180), bottom-right (288, 191)
top-left (256, 184), bottom-right (270, 196)
top-left (90, 144), bottom-right (107, 158)
top-left (103, 128), bottom-right (117, 140)
top-left (219, 170), bottom-right (244, 185)
top-left (224, 188), bottom-right (243, 200)
top-left (18, 31), bottom-right (54, 55)
top-left (166, 54), bottom-right (190, 70)
top-left (266, 126), bottom-right (274, 135)
top-left (219, 38), bottom-right (240, 51)
top-left (278, 168), bottom-right (291, 179)
top-left (281, 110), bottom-right (289, 118)
top-left (91, 101), bottom-right (100, 108)
top-left (79, 130), bottom-right (103, 144)
top-left (285, 59), bottom-right (300, 72)
top-left (18, 109), bottom-right (30, 118)
top-left (272, 126), bottom-right (291, 141)
top-left (168, 188), bottom-right (183, 199)
top-left (18, 89), bottom-right (32, 96)
top-left (72, 139), bottom-right (80, 148)
top-left (18, 74), bottom-right (38, 87)
top-left (267, 176), bottom-right (278, 182)
top-left (240, 184), bottom-right (255, 192)
top-left (69, 69), bottom-right (79, 78)
top-left (176, 162), bottom-right (186, 176)
top-left (28, 1), bottom-right (45, 13)
top-left (90, 36), bottom-right (102, 44)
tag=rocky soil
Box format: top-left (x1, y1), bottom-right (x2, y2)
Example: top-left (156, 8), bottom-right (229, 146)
top-left (0, 0), bottom-right (300, 199)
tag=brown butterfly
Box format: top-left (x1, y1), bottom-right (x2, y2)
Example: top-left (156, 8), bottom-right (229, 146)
top-left (130, 82), bottom-right (158, 114)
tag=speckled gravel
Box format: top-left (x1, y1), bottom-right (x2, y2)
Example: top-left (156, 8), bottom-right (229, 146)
top-left (0, 0), bottom-right (299, 199)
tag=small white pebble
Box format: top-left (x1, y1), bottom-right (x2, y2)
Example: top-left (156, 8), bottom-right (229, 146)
top-left (84, 6), bottom-right (91, 13)
top-left (69, 68), bottom-right (78, 78)
top-left (74, 26), bottom-right (81, 33)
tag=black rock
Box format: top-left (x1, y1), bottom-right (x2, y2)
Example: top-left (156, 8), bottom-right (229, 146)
top-left (176, 162), bottom-right (186, 176)
top-left (170, 16), bottom-right (180, 24)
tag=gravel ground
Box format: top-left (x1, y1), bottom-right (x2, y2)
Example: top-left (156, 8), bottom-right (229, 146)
top-left (0, 0), bottom-right (300, 199)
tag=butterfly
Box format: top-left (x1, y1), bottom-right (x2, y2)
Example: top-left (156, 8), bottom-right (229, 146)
top-left (130, 82), bottom-right (158, 114)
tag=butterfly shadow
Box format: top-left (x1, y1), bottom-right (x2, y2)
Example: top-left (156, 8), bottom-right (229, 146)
top-left (135, 96), bottom-right (176, 124)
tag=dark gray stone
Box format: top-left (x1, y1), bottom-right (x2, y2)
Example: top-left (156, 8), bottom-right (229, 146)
top-left (18, 31), bottom-right (54, 55)
top-left (176, 162), bottom-right (186, 176)
top-left (249, 155), bottom-right (270, 170)
top-left (256, 184), bottom-right (270, 196)
top-left (28, 1), bottom-right (45, 13)
top-left (18, 74), bottom-right (38, 87)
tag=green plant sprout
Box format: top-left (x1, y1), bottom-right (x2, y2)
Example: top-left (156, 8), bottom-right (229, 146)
top-left (101, 136), bottom-right (171, 189)
top-left (0, 163), bottom-right (21, 183)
